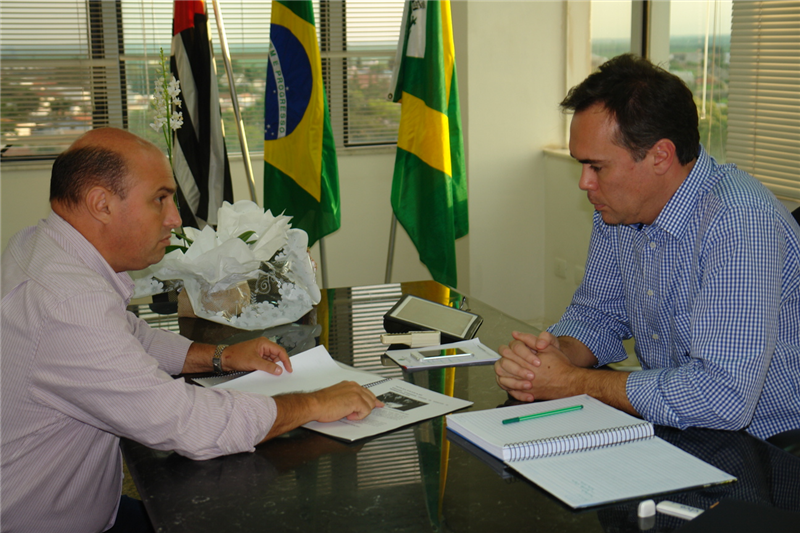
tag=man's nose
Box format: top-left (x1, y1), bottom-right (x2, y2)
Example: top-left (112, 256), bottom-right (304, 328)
top-left (165, 198), bottom-right (182, 229)
top-left (578, 166), bottom-right (596, 191)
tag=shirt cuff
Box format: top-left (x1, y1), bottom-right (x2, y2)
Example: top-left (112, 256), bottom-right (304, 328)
top-left (215, 392), bottom-right (277, 454)
top-left (148, 330), bottom-right (193, 375)
top-left (626, 368), bottom-right (681, 428)
top-left (547, 319), bottom-right (629, 366)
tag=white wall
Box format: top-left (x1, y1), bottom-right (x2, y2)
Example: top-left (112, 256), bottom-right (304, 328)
top-left (543, 151), bottom-right (594, 326)
top-left (1, 162), bottom-right (52, 248)
top-left (454, 1), bottom-right (568, 325)
top-left (1, 1), bottom-right (590, 327)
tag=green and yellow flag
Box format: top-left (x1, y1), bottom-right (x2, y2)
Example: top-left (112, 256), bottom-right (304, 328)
top-left (263, 1), bottom-right (340, 246)
top-left (390, 0), bottom-right (468, 288)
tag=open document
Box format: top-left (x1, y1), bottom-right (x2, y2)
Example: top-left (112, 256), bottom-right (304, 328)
top-left (212, 345), bottom-right (472, 441)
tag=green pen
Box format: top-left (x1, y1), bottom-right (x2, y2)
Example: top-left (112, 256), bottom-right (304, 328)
top-left (502, 404), bottom-right (583, 424)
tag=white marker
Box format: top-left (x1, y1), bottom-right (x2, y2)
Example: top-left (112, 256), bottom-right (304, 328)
top-left (656, 500), bottom-right (704, 520)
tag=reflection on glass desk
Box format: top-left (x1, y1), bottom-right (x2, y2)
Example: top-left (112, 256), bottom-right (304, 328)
top-left (123, 281), bottom-right (800, 532)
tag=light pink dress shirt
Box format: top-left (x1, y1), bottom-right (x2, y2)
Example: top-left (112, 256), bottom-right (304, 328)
top-left (1, 213), bottom-right (277, 533)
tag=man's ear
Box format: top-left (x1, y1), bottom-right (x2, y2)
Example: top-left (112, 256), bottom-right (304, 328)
top-left (651, 139), bottom-right (676, 176)
top-left (85, 186), bottom-right (114, 224)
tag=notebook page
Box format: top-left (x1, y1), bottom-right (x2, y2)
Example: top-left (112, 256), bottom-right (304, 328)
top-left (446, 395), bottom-right (648, 460)
top-left (509, 437), bottom-right (736, 509)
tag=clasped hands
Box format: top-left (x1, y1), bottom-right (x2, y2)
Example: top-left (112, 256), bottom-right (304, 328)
top-left (494, 331), bottom-right (578, 402)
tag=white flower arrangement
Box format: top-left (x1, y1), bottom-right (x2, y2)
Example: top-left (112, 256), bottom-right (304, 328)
top-left (132, 201), bottom-right (321, 331)
top-left (150, 48), bottom-right (183, 167)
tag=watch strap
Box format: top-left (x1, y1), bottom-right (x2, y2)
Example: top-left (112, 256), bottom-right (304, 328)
top-left (213, 344), bottom-right (228, 374)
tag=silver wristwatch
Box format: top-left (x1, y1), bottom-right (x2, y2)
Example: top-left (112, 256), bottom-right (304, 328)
top-left (213, 344), bottom-right (228, 374)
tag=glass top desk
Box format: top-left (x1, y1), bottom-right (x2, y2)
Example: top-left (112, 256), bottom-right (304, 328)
top-left (123, 281), bottom-right (800, 533)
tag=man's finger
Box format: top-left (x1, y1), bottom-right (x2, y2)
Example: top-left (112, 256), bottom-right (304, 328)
top-left (495, 353), bottom-right (534, 381)
top-left (500, 342), bottom-right (541, 373)
top-left (259, 360), bottom-right (284, 376)
top-left (508, 389), bottom-right (535, 402)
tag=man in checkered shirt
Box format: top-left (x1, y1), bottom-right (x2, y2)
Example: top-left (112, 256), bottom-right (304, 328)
top-left (495, 54), bottom-right (800, 441)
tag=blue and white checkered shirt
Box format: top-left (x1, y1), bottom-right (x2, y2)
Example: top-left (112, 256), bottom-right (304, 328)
top-left (549, 147), bottom-right (800, 440)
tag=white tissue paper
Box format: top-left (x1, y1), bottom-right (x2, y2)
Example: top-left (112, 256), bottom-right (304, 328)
top-left (131, 200), bottom-right (321, 330)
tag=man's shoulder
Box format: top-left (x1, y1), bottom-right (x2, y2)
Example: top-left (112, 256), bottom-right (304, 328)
top-left (708, 164), bottom-right (776, 210)
top-left (689, 163), bottom-right (792, 230)
top-left (3, 223), bottom-right (114, 303)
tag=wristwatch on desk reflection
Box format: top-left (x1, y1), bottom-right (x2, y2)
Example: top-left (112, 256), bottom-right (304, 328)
top-left (213, 344), bottom-right (228, 374)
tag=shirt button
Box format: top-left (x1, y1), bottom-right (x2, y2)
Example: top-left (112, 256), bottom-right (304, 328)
top-left (649, 242), bottom-right (657, 250)
top-left (647, 290), bottom-right (654, 296)
top-left (652, 333), bottom-right (659, 340)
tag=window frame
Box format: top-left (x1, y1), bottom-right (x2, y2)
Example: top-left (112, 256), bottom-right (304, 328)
top-left (0, 0), bottom-right (403, 162)
top-left (579, 0), bottom-right (800, 200)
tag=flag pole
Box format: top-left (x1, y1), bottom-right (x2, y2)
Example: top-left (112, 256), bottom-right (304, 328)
top-left (318, 237), bottom-right (330, 289)
top-left (210, 0), bottom-right (258, 202)
top-left (385, 213), bottom-right (398, 283)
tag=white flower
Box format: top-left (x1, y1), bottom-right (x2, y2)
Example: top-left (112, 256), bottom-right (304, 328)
top-left (170, 112), bottom-right (184, 130)
top-left (150, 47), bottom-right (188, 250)
top-left (168, 78), bottom-right (182, 103)
top-left (150, 48), bottom-right (183, 167)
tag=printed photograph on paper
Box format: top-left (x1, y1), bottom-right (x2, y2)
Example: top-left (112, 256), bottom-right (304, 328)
top-left (378, 391), bottom-right (428, 411)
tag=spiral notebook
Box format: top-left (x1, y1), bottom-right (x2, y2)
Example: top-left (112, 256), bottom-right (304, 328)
top-left (446, 395), bottom-right (736, 509)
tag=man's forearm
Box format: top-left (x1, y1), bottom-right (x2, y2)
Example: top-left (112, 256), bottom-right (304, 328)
top-left (570, 367), bottom-right (639, 416)
top-left (182, 342), bottom-right (214, 374)
top-left (262, 393), bottom-right (318, 442)
top-left (558, 336), bottom-right (600, 367)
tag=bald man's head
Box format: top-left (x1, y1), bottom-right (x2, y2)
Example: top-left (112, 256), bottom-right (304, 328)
top-left (48, 128), bottom-right (181, 272)
top-left (50, 128), bottom-right (165, 210)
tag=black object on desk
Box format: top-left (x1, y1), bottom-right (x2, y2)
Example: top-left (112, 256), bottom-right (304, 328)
top-left (122, 281), bottom-right (800, 533)
top-left (383, 293), bottom-right (482, 343)
top-left (675, 499), bottom-right (800, 533)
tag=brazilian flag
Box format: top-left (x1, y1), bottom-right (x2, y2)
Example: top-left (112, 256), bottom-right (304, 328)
top-left (390, 0), bottom-right (468, 288)
top-left (263, 1), bottom-right (340, 246)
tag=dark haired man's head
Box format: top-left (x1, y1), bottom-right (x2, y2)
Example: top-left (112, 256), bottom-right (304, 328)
top-left (560, 54), bottom-right (699, 165)
top-left (50, 146), bottom-right (129, 208)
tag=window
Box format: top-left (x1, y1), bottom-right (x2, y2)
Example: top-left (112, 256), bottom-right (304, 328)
top-left (591, 0), bottom-right (633, 70)
top-left (726, 0), bottom-right (800, 200)
top-left (584, 0), bottom-right (799, 198)
top-left (0, 0), bottom-right (404, 160)
top-left (668, 1), bottom-right (732, 163)
top-left (1, 1), bottom-right (125, 158)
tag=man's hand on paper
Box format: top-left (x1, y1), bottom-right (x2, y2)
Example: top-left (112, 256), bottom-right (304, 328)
top-left (310, 381), bottom-right (385, 422)
top-left (263, 381), bottom-right (384, 442)
top-left (221, 338), bottom-right (293, 375)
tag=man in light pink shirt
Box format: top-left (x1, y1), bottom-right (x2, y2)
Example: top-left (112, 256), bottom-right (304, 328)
top-left (0, 128), bottom-right (382, 533)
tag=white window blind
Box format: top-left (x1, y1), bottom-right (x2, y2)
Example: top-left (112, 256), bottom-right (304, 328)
top-left (1, 0), bottom-right (403, 161)
top-left (0, 1), bottom-right (125, 158)
top-left (727, 1), bottom-right (800, 200)
top-left (323, 1), bottom-right (403, 146)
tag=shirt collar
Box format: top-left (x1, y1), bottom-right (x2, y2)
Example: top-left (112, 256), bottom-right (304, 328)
top-left (650, 145), bottom-right (719, 239)
top-left (43, 212), bottom-right (135, 301)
